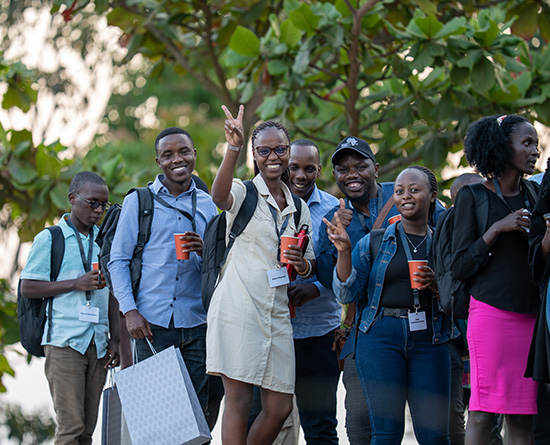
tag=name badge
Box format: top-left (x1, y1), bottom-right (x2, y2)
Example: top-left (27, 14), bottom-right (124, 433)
top-left (267, 268), bottom-right (290, 288)
top-left (79, 305), bottom-right (99, 323)
top-left (408, 311), bottom-right (427, 331)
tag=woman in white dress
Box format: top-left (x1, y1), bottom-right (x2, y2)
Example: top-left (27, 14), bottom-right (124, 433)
top-left (207, 105), bottom-right (316, 444)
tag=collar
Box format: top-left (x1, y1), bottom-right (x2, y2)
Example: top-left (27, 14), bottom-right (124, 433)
top-left (151, 174), bottom-right (197, 197)
top-left (252, 174), bottom-right (297, 217)
top-left (59, 213), bottom-right (97, 239)
top-left (306, 185), bottom-right (321, 206)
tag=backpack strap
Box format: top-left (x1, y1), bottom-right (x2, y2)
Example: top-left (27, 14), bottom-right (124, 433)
top-left (45, 225), bottom-right (65, 343)
top-left (152, 190), bottom-right (197, 232)
top-left (220, 180), bottom-right (259, 269)
top-left (372, 196), bottom-right (395, 231)
top-left (467, 183), bottom-right (490, 236)
top-left (131, 187), bottom-right (155, 251)
top-left (291, 194), bottom-right (302, 228)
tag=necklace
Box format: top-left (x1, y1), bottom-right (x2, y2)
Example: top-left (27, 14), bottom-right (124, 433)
top-left (403, 231), bottom-right (427, 253)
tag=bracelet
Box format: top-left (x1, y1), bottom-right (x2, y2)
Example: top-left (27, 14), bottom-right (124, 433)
top-left (227, 144), bottom-right (242, 152)
top-left (297, 258), bottom-right (311, 277)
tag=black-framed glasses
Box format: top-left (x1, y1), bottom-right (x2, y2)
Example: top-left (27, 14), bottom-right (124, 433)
top-left (74, 193), bottom-right (110, 210)
top-left (255, 145), bottom-right (289, 158)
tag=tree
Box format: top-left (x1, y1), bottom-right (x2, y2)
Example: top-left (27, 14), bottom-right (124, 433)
top-left (52, 0), bottom-right (550, 183)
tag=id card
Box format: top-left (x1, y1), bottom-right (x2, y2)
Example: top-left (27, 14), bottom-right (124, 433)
top-left (79, 305), bottom-right (99, 323)
top-left (408, 311), bottom-right (427, 331)
top-left (267, 268), bottom-right (290, 288)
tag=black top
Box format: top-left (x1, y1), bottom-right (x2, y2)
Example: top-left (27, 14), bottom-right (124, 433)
top-left (452, 185), bottom-right (539, 313)
top-left (380, 230), bottom-right (434, 314)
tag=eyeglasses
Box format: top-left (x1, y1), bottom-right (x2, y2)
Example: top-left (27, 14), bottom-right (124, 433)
top-left (74, 193), bottom-right (110, 210)
top-left (255, 145), bottom-right (289, 158)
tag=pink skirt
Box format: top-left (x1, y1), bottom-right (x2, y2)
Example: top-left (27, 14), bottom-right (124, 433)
top-left (467, 296), bottom-right (538, 414)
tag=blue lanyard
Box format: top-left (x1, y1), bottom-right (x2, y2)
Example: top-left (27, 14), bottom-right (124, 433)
top-left (66, 215), bottom-right (94, 301)
top-left (268, 204), bottom-right (290, 263)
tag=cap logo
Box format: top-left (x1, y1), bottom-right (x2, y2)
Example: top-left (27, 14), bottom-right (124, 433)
top-left (345, 137), bottom-right (358, 147)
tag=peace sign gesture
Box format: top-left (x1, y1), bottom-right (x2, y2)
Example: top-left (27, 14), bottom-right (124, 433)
top-left (323, 199), bottom-right (352, 253)
top-left (221, 104), bottom-right (244, 148)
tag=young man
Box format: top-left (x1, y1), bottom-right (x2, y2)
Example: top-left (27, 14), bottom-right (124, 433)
top-left (287, 139), bottom-right (341, 444)
top-left (20, 171), bottom-right (119, 445)
top-left (108, 127), bottom-right (218, 422)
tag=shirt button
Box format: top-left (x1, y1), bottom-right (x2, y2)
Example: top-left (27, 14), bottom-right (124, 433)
top-left (176, 277), bottom-right (179, 281)
top-left (179, 217), bottom-right (182, 220)
top-left (173, 297), bottom-right (176, 301)
top-left (170, 303), bottom-right (174, 307)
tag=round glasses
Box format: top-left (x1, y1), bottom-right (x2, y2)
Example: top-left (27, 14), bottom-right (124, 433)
top-left (74, 193), bottom-right (110, 210)
top-left (255, 145), bottom-right (289, 158)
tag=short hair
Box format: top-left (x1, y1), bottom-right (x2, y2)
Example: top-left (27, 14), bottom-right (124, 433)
top-left (155, 127), bottom-right (194, 154)
top-left (400, 165), bottom-right (438, 224)
top-left (251, 121), bottom-right (291, 183)
top-left (464, 114), bottom-right (531, 178)
top-left (69, 171), bottom-right (107, 194)
top-left (291, 138), bottom-right (320, 153)
top-left (450, 173), bottom-right (484, 203)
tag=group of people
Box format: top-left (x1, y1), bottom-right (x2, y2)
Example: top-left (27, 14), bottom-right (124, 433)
top-left (19, 106), bottom-right (550, 445)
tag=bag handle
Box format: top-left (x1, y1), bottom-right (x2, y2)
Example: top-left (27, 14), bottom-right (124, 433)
top-left (130, 338), bottom-right (157, 367)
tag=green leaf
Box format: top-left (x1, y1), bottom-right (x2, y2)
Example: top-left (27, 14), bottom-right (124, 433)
top-left (8, 158), bottom-right (37, 184)
top-left (433, 17), bottom-right (467, 40)
top-left (256, 95), bottom-right (280, 120)
top-left (511, 3), bottom-right (539, 40)
top-left (35, 146), bottom-right (63, 179)
top-left (280, 19), bottom-right (301, 48)
top-left (471, 57), bottom-right (495, 93)
top-left (283, 0), bottom-right (301, 14)
top-left (293, 46), bottom-right (310, 74)
top-left (492, 84), bottom-right (520, 104)
top-left (267, 59), bottom-right (289, 76)
top-left (49, 182), bottom-right (69, 209)
top-left (102, 154), bottom-right (122, 183)
top-left (221, 48), bottom-right (254, 68)
top-left (289, 4), bottom-right (320, 35)
top-left (229, 26), bottom-right (260, 57)
top-left (474, 17), bottom-right (499, 47)
top-left (415, 15), bottom-right (443, 38)
top-left (106, 8), bottom-right (146, 30)
top-left (450, 66), bottom-right (469, 85)
top-left (456, 49), bottom-right (482, 68)
top-left (539, 8), bottom-right (550, 44)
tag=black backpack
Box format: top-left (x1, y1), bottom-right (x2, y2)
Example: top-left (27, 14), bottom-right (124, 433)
top-left (201, 181), bottom-right (302, 311)
top-left (433, 179), bottom-right (538, 320)
top-left (96, 188), bottom-right (154, 296)
top-left (17, 225), bottom-right (65, 357)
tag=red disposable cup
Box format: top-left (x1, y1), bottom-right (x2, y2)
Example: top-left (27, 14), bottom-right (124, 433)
top-left (388, 214), bottom-right (401, 225)
top-left (92, 262), bottom-right (99, 271)
top-left (408, 260), bottom-right (428, 289)
top-left (280, 236), bottom-right (299, 264)
top-left (174, 234), bottom-right (190, 260)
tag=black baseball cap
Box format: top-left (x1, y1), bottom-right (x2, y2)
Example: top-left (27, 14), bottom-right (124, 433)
top-left (331, 136), bottom-right (376, 165)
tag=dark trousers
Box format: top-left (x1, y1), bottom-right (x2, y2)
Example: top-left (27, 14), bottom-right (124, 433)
top-left (449, 339), bottom-right (466, 445)
top-left (294, 331), bottom-right (341, 444)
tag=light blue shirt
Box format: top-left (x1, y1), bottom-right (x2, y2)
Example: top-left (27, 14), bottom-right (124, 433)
top-left (20, 215), bottom-right (110, 358)
top-left (291, 186), bottom-right (341, 339)
top-left (108, 176), bottom-right (218, 328)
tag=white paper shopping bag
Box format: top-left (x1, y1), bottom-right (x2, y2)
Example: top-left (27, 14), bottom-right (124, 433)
top-left (114, 343), bottom-right (211, 445)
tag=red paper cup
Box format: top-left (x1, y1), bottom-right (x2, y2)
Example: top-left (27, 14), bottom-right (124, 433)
top-left (280, 236), bottom-right (299, 264)
top-left (92, 262), bottom-right (99, 271)
top-left (388, 214), bottom-right (401, 225)
top-left (174, 234), bottom-right (189, 260)
top-left (408, 260), bottom-right (428, 289)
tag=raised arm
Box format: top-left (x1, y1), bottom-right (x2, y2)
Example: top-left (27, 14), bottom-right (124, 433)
top-left (211, 104), bottom-right (244, 210)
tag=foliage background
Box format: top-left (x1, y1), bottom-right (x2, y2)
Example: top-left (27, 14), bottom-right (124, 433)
top-left (1, 0), bottom-right (550, 441)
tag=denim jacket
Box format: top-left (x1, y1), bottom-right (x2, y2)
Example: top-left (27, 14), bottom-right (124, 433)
top-left (333, 223), bottom-right (458, 345)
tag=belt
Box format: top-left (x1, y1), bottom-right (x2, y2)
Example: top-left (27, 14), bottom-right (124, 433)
top-left (382, 307), bottom-right (410, 318)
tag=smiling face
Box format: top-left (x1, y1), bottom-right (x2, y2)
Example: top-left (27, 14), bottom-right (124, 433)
top-left (253, 127), bottom-right (290, 183)
top-left (508, 122), bottom-right (539, 176)
top-left (288, 144), bottom-right (321, 201)
top-left (394, 168), bottom-right (436, 223)
top-left (155, 133), bottom-right (197, 195)
top-left (68, 181), bottom-right (109, 234)
top-left (333, 151), bottom-right (379, 206)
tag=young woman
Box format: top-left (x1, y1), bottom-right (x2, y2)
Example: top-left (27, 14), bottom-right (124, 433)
top-left (451, 115), bottom-right (540, 444)
top-left (327, 165), bottom-right (454, 444)
top-left (206, 105), bottom-right (316, 444)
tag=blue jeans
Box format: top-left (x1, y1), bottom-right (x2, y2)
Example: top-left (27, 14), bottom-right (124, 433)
top-left (294, 331), bottom-right (341, 444)
top-left (135, 321), bottom-right (209, 418)
top-left (355, 315), bottom-right (451, 445)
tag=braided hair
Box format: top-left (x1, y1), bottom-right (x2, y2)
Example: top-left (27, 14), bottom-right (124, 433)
top-left (251, 121), bottom-right (291, 184)
top-left (464, 114), bottom-right (531, 178)
top-left (402, 165), bottom-right (438, 225)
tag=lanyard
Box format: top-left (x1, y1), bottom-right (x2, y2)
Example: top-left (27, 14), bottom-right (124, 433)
top-left (398, 223), bottom-right (432, 310)
top-left (66, 215), bottom-right (94, 302)
top-left (353, 184), bottom-right (384, 234)
top-left (268, 204), bottom-right (290, 263)
top-left (492, 178), bottom-right (531, 213)
top-left (154, 189), bottom-right (197, 232)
